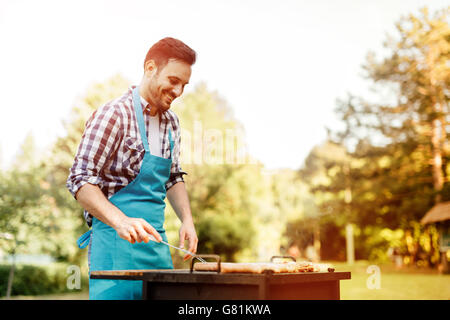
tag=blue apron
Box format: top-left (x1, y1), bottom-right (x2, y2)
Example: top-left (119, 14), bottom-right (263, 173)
top-left (77, 86), bottom-right (174, 300)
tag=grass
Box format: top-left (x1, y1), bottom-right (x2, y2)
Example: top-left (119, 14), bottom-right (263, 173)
top-left (332, 260), bottom-right (450, 300)
top-left (2, 260), bottom-right (449, 300)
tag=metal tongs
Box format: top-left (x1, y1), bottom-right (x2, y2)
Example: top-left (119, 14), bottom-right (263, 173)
top-left (148, 234), bottom-right (206, 263)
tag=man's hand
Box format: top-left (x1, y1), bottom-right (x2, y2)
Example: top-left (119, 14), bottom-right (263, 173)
top-left (179, 220), bottom-right (198, 261)
top-left (113, 216), bottom-right (162, 244)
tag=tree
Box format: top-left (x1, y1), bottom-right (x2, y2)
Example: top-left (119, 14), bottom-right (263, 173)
top-left (167, 83), bottom-right (262, 263)
top-left (362, 7), bottom-right (449, 203)
top-left (316, 6), bottom-right (449, 264)
top-left (331, 7), bottom-right (449, 201)
top-left (42, 74), bottom-right (131, 263)
top-left (294, 141), bottom-right (355, 260)
top-left (0, 137), bottom-right (62, 297)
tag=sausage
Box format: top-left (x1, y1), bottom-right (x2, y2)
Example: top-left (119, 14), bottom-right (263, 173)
top-left (193, 261), bottom-right (334, 273)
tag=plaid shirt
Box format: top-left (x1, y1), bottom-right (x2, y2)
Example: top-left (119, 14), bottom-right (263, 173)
top-left (67, 85), bottom-right (186, 227)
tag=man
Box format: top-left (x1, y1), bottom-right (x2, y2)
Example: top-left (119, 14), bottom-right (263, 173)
top-left (66, 37), bottom-right (198, 300)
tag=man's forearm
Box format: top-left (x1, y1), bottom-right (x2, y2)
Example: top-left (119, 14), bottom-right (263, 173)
top-left (75, 183), bottom-right (162, 243)
top-left (167, 181), bottom-right (198, 255)
top-left (166, 181), bottom-right (193, 224)
top-left (75, 183), bottom-right (126, 229)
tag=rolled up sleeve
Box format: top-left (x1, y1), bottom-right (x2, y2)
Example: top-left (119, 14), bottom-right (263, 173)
top-left (66, 104), bottom-right (123, 199)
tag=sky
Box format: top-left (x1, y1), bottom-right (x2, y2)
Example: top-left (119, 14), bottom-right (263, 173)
top-left (0, 0), bottom-right (448, 170)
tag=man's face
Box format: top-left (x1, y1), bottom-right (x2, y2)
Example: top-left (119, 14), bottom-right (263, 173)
top-left (144, 59), bottom-right (192, 113)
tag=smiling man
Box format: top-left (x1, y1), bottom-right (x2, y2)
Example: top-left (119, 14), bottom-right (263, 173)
top-left (66, 37), bottom-right (198, 300)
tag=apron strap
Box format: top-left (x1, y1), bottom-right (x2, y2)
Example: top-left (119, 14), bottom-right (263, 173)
top-left (77, 230), bottom-right (92, 249)
top-left (133, 86), bottom-right (175, 158)
top-left (132, 86), bottom-right (150, 154)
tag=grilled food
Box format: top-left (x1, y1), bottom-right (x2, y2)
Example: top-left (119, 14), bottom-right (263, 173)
top-left (193, 261), bottom-right (335, 274)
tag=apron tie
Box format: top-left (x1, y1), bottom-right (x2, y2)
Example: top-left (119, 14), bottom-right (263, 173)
top-left (77, 230), bottom-right (92, 249)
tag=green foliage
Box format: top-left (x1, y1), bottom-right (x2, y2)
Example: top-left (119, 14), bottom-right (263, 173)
top-left (0, 263), bottom-right (88, 297)
top-left (359, 226), bottom-right (405, 262)
top-left (292, 6), bottom-right (449, 265)
top-left (0, 166), bottom-right (52, 256)
top-left (166, 84), bottom-right (263, 262)
top-left (285, 216), bottom-right (347, 261)
top-left (196, 213), bottom-right (254, 261)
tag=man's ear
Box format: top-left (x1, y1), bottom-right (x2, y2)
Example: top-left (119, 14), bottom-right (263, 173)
top-left (144, 59), bottom-right (157, 76)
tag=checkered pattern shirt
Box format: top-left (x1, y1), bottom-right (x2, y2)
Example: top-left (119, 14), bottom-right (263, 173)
top-left (66, 85), bottom-right (187, 227)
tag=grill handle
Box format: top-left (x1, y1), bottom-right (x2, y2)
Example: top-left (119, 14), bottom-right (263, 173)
top-left (190, 254), bottom-right (221, 273)
top-left (270, 255), bottom-right (296, 263)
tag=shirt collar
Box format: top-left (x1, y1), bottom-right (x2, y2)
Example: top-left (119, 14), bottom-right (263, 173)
top-left (130, 85), bottom-right (168, 121)
top-left (140, 95), bottom-right (150, 113)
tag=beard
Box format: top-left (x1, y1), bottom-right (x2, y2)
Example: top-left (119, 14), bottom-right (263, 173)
top-left (159, 89), bottom-right (175, 111)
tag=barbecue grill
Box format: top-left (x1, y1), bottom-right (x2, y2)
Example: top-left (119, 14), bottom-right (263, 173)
top-left (90, 255), bottom-right (351, 300)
